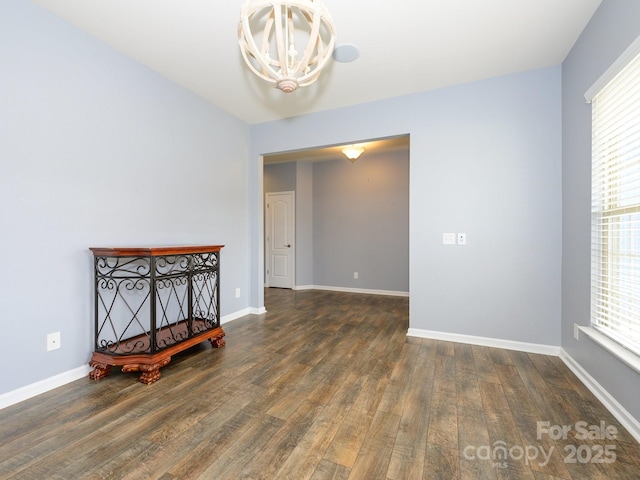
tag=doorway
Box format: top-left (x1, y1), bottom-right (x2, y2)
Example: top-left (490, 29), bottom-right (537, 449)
top-left (261, 135), bottom-right (410, 304)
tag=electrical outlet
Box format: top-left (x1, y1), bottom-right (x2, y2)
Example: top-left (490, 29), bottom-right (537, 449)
top-left (235, 288), bottom-right (241, 298)
top-left (574, 323), bottom-right (580, 340)
top-left (47, 332), bottom-right (61, 351)
top-left (354, 272), bottom-right (358, 279)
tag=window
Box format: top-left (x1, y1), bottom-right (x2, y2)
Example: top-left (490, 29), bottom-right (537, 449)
top-left (588, 37), bottom-right (640, 356)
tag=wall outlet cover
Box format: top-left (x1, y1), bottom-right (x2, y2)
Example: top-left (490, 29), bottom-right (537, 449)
top-left (47, 332), bottom-right (61, 351)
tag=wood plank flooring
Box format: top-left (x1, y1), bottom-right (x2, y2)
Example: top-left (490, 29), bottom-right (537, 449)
top-left (1, 288), bottom-right (639, 479)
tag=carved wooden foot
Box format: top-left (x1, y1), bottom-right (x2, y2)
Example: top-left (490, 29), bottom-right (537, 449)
top-left (209, 333), bottom-right (226, 348)
top-left (138, 366), bottom-right (162, 385)
top-left (89, 362), bottom-right (112, 380)
top-left (122, 358), bottom-right (171, 385)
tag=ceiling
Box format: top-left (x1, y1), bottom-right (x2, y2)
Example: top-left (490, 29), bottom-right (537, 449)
top-left (32, 0), bottom-right (602, 129)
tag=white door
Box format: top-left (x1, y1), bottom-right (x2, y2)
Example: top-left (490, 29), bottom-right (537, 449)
top-left (266, 191), bottom-right (295, 288)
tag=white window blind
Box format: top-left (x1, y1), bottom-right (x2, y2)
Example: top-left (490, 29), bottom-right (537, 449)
top-left (590, 42), bottom-right (640, 355)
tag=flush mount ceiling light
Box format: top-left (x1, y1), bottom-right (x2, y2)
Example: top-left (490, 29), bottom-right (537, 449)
top-left (342, 145), bottom-right (365, 162)
top-left (238, 0), bottom-right (337, 93)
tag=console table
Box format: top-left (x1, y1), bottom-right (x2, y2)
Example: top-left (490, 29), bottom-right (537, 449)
top-left (88, 245), bottom-right (225, 384)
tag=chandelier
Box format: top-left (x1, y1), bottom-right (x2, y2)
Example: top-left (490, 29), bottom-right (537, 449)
top-left (238, 0), bottom-right (337, 93)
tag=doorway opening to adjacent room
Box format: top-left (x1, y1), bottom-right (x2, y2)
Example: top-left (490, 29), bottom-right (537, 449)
top-left (261, 135), bottom-right (410, 299)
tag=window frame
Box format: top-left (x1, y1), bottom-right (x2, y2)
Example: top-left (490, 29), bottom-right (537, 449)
top-left (586, 34), bottom-right (640, 359)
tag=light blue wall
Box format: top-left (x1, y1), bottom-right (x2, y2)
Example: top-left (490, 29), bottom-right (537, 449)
top-left (562, 0), bottom-right (640, 422)
top-left (0, 0), bottom-right (250, 394)
top-left (251, 66), bottom-right (562, 346)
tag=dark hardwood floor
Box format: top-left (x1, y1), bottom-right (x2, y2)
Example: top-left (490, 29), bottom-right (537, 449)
top-left (1, 288), bottom-right (639, 479)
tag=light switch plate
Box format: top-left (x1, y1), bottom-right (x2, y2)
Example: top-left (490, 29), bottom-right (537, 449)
top-left (457, 233), bottom-right (467, 245)
top-left (443, 233), bottom-right (456, 245)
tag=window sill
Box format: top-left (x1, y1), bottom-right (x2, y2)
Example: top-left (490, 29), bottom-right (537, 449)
top-left (578, 326), bottom-right (640, 375)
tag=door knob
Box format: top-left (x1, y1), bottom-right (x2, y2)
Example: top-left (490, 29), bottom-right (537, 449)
top-left (285, 244), bottom-right (291, 248)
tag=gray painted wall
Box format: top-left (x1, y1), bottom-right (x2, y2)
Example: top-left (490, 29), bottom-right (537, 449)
top-left (313, 150), bottom-right (409, 291)
top-left (562, 0), bottom-right (640, 422)
top-left (295, 162), bottom-right (314, 286)
top-left (264, 162), bottom-right (297, 193)
top-left (250, 66), bottom-right (562, 347)
top-left (1, 0), bottom-right (250, 395)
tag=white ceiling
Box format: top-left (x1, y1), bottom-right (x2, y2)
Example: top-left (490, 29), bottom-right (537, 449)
top-left (32, 0), bottom-right (601, 127)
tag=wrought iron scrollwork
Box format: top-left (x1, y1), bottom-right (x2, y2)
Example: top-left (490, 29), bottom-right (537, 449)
top-left (94, 256), bottom-right (153, 355)
top-left (93, 250), bottom-right (221, 356)
top-left (192, 270), bottom-right (219, 332)
top-left (155, 255), bottom-right (191, 276)
top-left (95, 256), bottom-right (151, 278)
top-left (192, 252), bottom-right (219, 270)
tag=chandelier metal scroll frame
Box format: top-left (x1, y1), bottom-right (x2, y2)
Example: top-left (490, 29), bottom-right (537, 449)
top-left (238, 0), bottom-right (337, 93)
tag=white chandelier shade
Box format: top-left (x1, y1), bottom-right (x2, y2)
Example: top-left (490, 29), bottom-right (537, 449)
top-left (238, 0), bottom-right (337, 93)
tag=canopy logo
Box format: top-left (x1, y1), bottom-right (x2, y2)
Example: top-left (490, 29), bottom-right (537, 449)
top-left (463, 441), bottom-right (553, 468)
top-left (463, 420), bottom-right (618, 469)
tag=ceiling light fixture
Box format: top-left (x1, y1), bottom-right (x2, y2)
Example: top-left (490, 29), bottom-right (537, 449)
top-left (238, 0), bottom-right (337, 93)
top-left (342, 145), bottom-right (365, 162)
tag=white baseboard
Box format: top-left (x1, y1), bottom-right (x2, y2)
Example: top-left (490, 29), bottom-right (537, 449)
top-left (0, 365), bottom-right (92, 411)
top-left (221, 308), bottom-right (253, 324)
top-left (293, 284), bottom-right (409, 297)
top-left (559, 349), bottom-right (640, 443)
top-left (221, 306), bottom-right (267, 324)
top-left (406, 327), bottom-right (561, 356)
